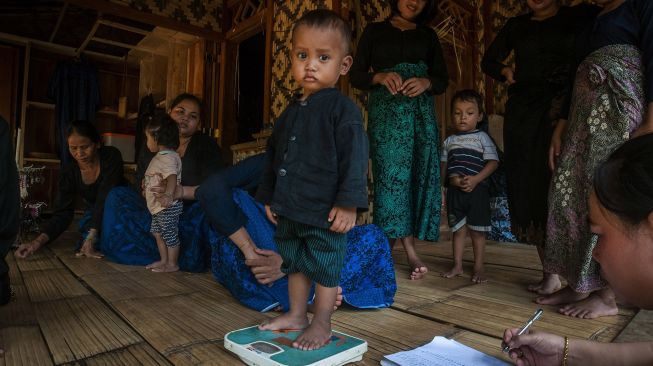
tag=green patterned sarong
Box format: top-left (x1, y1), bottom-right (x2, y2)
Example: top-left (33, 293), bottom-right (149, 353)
top-left (368, 62), bottom-right (441, 241)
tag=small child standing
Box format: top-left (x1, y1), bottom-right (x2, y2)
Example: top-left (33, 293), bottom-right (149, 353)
top-left (255, 10), bottom-right (369, 351)
top-left (143, 114), bottom-right (183, 273)
top-left (441, 90), bottom-right (498, 283)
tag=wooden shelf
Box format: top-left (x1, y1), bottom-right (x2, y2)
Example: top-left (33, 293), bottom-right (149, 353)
top-left (26, 101), bottom-right (55, 109)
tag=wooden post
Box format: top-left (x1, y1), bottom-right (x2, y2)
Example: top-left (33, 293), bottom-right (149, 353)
top-left (18, 42), bottom-right (30, 168)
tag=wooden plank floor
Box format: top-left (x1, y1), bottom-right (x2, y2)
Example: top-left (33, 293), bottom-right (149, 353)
top-left (0, 229), bottom-right (637, 365)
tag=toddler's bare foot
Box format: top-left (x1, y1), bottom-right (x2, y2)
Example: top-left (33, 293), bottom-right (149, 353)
top-left (146, 260), bottom-right (166, 270)
top-left (308, 286), bottom-right (343, 312)
top-left (259, 313), bottom-right (308, 331)
top-left (441, 266), bottom-right (463, 278)
top-left (76, 247), bottom-right (104, 259)
top-left (408, 258), bottom-right (428, 280)
top-left (527, 274), bottom-right (561, 295)
top-left (152, 264), bottom-right (179, 273)
top-left (471, 272), bottom-right (487, 283)
top-left (558, 290), bottom-right (618, 319)
top-left (535, 286), bottom-right (589, 305)
top-left (293, 319), bottom-right (332, 351)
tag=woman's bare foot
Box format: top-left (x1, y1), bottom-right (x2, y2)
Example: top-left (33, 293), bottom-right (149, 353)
top-left (559, 289), bottom-right (618, 319)
top-left (528, 273), bottom-right (562, 295)
top-left (145, 260), bottom-right (166, 270)
top-left (76, 246), bottom-right (104, 259)
top-left (152, 264), bottom-right (179, 273)
top-left (408, 258), bottom-right (428, 280)
top-left (535, 286), bottom-right (589, 305)
top-left (259, 312), bottom-right (308, 331)
top-left (442, 266), bottom-right (463, 278)
top-left (293, 319), bottom-right (332, 351)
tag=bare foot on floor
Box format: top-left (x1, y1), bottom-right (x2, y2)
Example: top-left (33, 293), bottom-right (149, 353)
top-left (259, 313), bottom-right (308, 331)
top-left (471, 271), bottom-right (487, 284)
top-left (151, 264), bottom-right (179, 273)
top-left (408, 259), bottom-right (428, 280)
top-left (535, 286), bottom-right (589, 305)
top-left (528, 274), bottom-right (562, 295)
top-left (146, 260), bottom-right (166, 270)
top-left (76, 247), bottom-right (104, 259)
top-left (442, 266), bottom-right (463, 278)
top-left (559, 290), bottom-right (618, 319)
top-left (293, 319), bottom-right (332, 351)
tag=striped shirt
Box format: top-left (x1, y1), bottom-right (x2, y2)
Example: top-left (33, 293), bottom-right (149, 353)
top-left (441, 130), bottom-right (498, 178)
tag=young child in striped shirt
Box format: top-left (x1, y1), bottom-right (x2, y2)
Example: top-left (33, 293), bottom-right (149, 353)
top-left (441, 90), bottom-right (498, 283)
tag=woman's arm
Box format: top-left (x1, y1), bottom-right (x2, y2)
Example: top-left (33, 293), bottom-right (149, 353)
top-left (567, 339), bottom-right (653, 366)
top-left (481, 18), bottom-right (515, 81)
top-left (40, 165), bottom-right (77, 245)
top-left (426, 29), bottom-right (449, 94)
top-left (349, 24), bottom-right (376, 90)
top-left (89, 147), bottom-right (124, 234)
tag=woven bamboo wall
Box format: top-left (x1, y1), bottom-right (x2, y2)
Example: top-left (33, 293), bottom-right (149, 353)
top-left (108, 0), bottom-right (223, 31)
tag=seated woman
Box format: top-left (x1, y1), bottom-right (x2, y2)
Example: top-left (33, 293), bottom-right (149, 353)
top-left (16, 120), bottom-right (126, 259)
top-left (160, 154), bottom-right (397, 312)
top-left (503, 133), bottom-right (653, 365)
top-left (100, 93), bottom-right (223, 272)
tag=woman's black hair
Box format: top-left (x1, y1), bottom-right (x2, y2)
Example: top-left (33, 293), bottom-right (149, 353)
top-left (594, 133), bottom-right (653, 227)
top-left (389, 0), bottom-right (438, 25)
top-left (146, 112), bottom-right (180, 150)
top-left (67, 120), bottom-right (101, 144)
top-left (169, 93), bottom-right (203, 117)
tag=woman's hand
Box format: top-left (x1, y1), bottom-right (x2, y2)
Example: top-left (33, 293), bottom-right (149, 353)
top-left (15, 240), bottom-right (42, 259)
top-left (264, 205), bottom-right (278, 225)
top-left (501, 67), bottom-right (516, 85)
top-left (245, 248), bottom-right (286, 285)
top-left (373, 72), bottom-right (403, 95)
top-left (549, 119), bottom-right (567, 171)
top-left (503, 328), bottom-right (565, 366)
top-left (400, 77), bottom-right (431, 97)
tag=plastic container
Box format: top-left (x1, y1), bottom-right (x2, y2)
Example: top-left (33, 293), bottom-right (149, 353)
top-left (102, 133), bottom-right (135, 163)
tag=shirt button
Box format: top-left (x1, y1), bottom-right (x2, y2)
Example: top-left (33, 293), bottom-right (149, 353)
top-left (289, 135), bottom-right (296, 142)
top-left (278, 169), bottom-right (287, 176)
top-left (300, 100), bottom-right (308, 106)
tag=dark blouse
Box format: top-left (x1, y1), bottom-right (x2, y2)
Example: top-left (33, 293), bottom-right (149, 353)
top-left (350, 20), bottom-right (448, 94)
top-left (42, 146), bottom-right (126, 242)
top-left (135, 132), bottom-right (223, 190)
top-left (578, 0), bottom-right (653, 102)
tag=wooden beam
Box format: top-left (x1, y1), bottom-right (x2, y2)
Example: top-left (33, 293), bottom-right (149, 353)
top-left (225, 11), bottom-right (265, 43)
top-left (91, 36), bottom-right (168, 56)
top-left (76, 19), bottom-right (101, 56)
top-left (49, 2), bottom-right (69, 42)
top-left (262, 0), bottom-right (273, 126)
top-left (98, 19), bottom-right (151, 36)
top-left (0, 31), bottom-right (125, 62)
top-left (18, 42), bottom-right (30, 169)
top-left (66, 0), bottom-right (224, 42)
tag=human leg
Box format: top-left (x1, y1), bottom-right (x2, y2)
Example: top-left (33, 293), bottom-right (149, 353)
top-left (469, 229), bottom-right (487, 283)
top-left (153, 245), bottom-right (179, 273)
top-left (400, 236), bottom-right (428, 280)
top-left (558, 287), bottom-right (617, 319)
top-left (442, 226), bottom-right (466, 278)
top-left (147, 233), bottom-right (167, 269)
top-left (259, 272), bottom-right (310, 331)
top-left (527, 245), bottom-right (561, 294)
top-left (294, 284), bottom-right (337, 350)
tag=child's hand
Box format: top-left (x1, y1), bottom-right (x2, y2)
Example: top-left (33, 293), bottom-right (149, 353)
top-left (265, 205), bottom-right (278, 225)
top-left (460, 175), bottom-right (480, 192)
top-left (449, 175), bottom-right (463, 188)
top-left (328, 206), bottom-right (356, 233)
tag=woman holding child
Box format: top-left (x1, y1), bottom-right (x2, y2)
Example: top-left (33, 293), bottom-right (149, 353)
top-left (16, 120), bottom-right (126, 259)
top-left (539, 0), bottom-right (653, 319)
top-left (482, 0), bottom-right (598, 294)
top-left (504, 133), bottom-right (653, 365)
top-left (100, 93), bottom-right (223, 272)
top-left (350, 0), bottom-right (448, 280)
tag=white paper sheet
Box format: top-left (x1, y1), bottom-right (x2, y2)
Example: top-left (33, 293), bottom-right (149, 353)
top-left (381, 336), bottom-right (509, 366)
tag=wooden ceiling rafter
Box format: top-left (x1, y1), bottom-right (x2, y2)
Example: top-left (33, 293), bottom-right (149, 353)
top-left (226, 0), bottom-right (266, 42)
top-left (48, 1), bottom-right (68, 42)
top-left (75, 17), bottom-right (101, 57)
top-left (98, 19), bottom-right (151, 37)
top-left (66, 0), bottom-right (224, 42)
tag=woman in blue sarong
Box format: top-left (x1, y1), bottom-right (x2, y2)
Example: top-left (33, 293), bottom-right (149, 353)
top-left (100, 93), bottom-right (224, 272)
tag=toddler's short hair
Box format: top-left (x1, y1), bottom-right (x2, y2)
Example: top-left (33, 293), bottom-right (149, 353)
top-left (450, 89), bottom-right (484, 115)
top-left (146, 113), bottom-right (180, 150)
top-left (292, 9), bottom-right (352, 54)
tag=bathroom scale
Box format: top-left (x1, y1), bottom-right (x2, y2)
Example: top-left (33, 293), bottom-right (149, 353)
top-left (224, 326), bottom-right (368, 366)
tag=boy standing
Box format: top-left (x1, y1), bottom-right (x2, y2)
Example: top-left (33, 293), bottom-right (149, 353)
top-left (256, 10), bottom-right (369, 351)
top-left (441, 90), bottom-right (498, 283)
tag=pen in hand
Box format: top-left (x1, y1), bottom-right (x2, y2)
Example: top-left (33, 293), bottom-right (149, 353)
top-left (501, 308), bottom-right (544, 352)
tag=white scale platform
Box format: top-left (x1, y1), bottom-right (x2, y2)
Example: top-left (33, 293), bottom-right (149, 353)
top-left (224, 326), bottom-right (368, 366)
